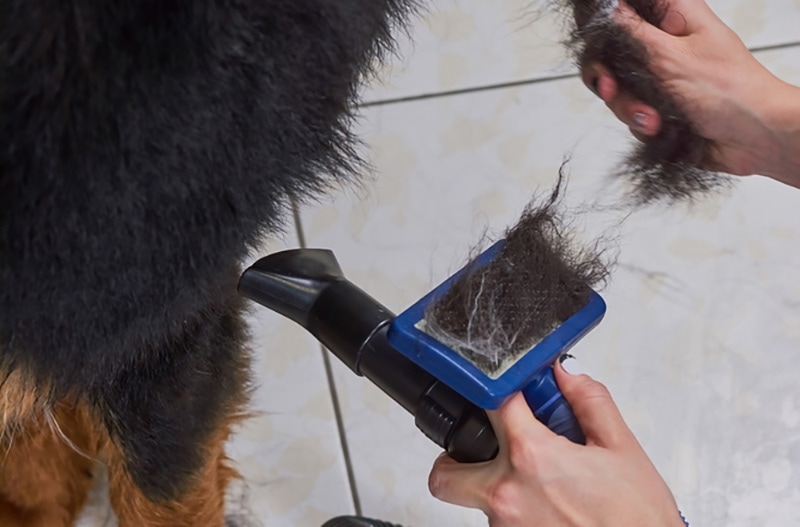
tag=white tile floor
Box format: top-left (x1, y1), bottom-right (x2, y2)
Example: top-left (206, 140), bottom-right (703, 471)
top-left (78, 2), bottom-right (800, 526)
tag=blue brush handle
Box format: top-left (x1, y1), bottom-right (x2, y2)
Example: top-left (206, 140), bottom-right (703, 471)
top-left (522, 366), bottom-right (585, 444)
top-left (523, 368), bottom-right (691, 527)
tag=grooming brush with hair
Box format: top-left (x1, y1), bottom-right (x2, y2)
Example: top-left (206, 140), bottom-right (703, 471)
top-left (555, 0), bottom-right (729, 203)
top-left (239, 179), bottom-right (610, 459)
top-left (389, 180), bottom-right (609, 443)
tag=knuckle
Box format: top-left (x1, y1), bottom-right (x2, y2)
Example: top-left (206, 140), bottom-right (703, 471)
top-left (567, 375), bottom-right (612, 401)
top-left (485, 478), bottom-right (523, 523)
top-left (584, 378), bottom-right (612, 398)
top-left (506, 435), bottom-right (539, 472)
top-left (582, 380), bottom-right (614, 403)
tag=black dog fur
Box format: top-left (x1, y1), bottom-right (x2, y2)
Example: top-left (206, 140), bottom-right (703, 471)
top-left (0, 0), bottom-right (414, 503)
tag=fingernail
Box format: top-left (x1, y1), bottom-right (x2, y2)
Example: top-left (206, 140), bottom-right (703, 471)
top-left (632, 112), bottom-right (647, 131)
top-left (559, 354), bottom-right (585, 375)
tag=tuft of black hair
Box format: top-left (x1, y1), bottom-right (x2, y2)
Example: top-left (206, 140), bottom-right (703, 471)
top-left (424, 173), bottom-right (611, 375)
top-left (551, 0), bottom-right (731, 204)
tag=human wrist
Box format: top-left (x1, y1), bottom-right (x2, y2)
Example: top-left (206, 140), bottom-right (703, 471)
top-left (750, 78), bottom-right (800, 187)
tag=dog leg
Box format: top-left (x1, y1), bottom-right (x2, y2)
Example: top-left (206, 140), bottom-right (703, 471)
top-left (96, 286), bottom-right (249, 527)
top-left (106, 418), bottom-right (238, 527)
top-left (0, 402), bottom-right (98, 527)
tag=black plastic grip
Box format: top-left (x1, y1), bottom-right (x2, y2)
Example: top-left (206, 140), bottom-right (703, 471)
top-left (357, 324), bottom-right (498, 462)
top-left (238, 249), bottom-right (499, 463)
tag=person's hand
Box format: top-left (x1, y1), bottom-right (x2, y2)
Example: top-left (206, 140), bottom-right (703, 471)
top-left (582, 0), bottom-right (800, 186)
top-left (428, 358), bottom-right (685, 527)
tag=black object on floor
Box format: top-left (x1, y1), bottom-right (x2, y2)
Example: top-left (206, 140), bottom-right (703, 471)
top-left (321, 516), bottom-right (404, 527)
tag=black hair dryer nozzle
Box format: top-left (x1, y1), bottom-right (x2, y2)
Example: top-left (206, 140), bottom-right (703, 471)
top-left (239, 249), bottom-right (498, 463)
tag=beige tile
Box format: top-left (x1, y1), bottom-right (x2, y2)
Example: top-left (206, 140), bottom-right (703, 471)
top-left (365, 0), bottom-right (800, 103)
top-left (304, 46), bottom-right (800, 525)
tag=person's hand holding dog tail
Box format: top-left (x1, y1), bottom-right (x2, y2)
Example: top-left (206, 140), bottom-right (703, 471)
top-left (582, 0), bottom-right (800, 187)
top-left (428, 358), bottom-right (686, 527)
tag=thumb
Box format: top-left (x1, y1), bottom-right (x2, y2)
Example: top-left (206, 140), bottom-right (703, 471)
top-left (428, 453), bottom-right (492, 510)
top-left (554, 357), bottom-right (636, 450)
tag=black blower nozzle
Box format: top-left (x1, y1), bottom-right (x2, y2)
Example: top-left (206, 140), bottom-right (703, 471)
top-left (239, 249), bottom-right (498, 463)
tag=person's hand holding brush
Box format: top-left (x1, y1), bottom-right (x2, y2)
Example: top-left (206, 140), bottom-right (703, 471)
top-left (429, 356), bottom-right (686, 527)
top-left (430, 1), bottom-right (800, 524)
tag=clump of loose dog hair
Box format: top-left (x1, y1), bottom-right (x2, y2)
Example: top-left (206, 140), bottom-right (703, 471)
top-left (423, 175), bottom-right (611, 375)
top-left (550, 0), bottom-right (731, 204)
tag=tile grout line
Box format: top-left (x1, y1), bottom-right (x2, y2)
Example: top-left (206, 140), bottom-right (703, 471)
top-left (360, 72), bottom-right (577, 108)
top-left (750, 40), bottom-right (800, 53)
top-left (361, 39), bottom-right (800, 108)
top-left (290, 197), bottom-right (308, 249)
top-left (290, 197), bottom-right (364, 517)
top-left (316, 342), bottom-right (364, 516)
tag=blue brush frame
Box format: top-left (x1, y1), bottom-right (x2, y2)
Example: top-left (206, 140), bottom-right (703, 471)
top-left (387, 240), bottom-right (606, 410)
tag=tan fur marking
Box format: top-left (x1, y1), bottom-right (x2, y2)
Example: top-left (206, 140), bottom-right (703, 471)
top-left (106, 419), bottom-right (239, 527)
top-left (1, 367), bottom-right (241, 526)
top-left (0, 369), bottom-right (49, 445)
top-left (0, 399), bottom-right (98, 527)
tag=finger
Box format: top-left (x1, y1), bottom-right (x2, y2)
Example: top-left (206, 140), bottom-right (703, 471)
top-left (606, 95), bottom-right (662, 137)
top-left (428, 452), bottom-right (493, 509)
top-left (609, 100), bottom-right (661, 136)
top-left (554, 359), bottom-right (636, 449)
top-left (580, 64), bottom-right (663, 136)
top-left (486, 391), bottom-right (554, 447)
top-left (581, 63), bottom-right (618, 102)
